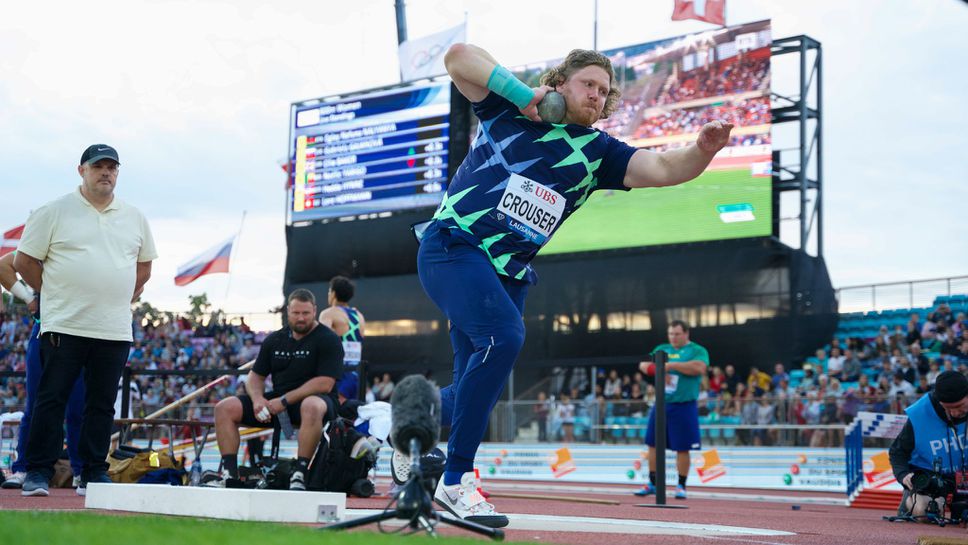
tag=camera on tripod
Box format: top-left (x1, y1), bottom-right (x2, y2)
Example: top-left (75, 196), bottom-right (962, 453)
top-left (913, 458), bottom-right (953, 498)
top-left (910, 470), bottom-right (950, 499)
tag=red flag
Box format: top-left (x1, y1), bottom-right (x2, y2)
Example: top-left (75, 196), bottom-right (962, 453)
top-left (672, 0), bottom-right (726, 26)
top-left (0, 224), bottom-right (24, 257)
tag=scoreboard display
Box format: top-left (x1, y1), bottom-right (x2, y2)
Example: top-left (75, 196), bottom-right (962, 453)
top-left (288, 81), bottom-right (452, 222)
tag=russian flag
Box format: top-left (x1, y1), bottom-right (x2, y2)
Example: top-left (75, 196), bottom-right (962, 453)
top-left (0, 224), bottom-right (24, 258)
top-left (174, 237), bottom-right (235, 287)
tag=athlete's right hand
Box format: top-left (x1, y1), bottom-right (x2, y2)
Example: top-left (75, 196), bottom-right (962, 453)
top-left (253, 399), bottom-right (271, 423)
top-left (521, 85), bottom-right (553, 122)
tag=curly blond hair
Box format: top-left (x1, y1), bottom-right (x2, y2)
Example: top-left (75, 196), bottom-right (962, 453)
top-left (539, 49), bottom-right (621, 120)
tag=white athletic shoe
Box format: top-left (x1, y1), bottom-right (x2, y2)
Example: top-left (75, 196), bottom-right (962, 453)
top-left (289, 470), bottom-right (306, 491)
top-left (2, 471), bottom-right (25, 489)
top-left (433, 471), bottom-right (509, 528)
top-left (390, 449), bottom-right (410, 485)
top-left (200, 469), bottom-right (232, 488)
top-left (473, 468), bottom-right (491, 499)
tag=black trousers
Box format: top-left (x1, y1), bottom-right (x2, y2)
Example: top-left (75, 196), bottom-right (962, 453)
top-left (26, 332), bottom-right (130, 479)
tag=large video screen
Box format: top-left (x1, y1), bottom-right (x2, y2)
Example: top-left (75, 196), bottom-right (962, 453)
top-left (288, 82), bottom-right (451, 222)
top-left (516, 20), bottom-right (773, 254)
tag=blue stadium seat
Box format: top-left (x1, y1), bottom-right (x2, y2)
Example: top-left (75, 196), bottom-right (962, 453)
top-left (632, 416), bottom-right (648, 439)
top-left (707, 422), bottom-right (722, 442)
top-left (574, 415), bottom-right (591, 439)
top-left (613, 416), bottom-right (628, 442)
top-left (721, 416), bottom-right (740, 443)
top-left (698, 415), bottom-right (710, 440)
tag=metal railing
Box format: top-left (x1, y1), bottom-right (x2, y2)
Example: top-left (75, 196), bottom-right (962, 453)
top-left (491, 394), bottom-right (914, 448)
top-left (836, 275), bottom-right (968, 314)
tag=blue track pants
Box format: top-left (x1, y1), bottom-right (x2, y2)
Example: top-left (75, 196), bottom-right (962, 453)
top-left (417, 226), bottom-right (528, 475)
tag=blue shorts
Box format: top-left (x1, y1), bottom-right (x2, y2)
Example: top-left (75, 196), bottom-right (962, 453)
top-left (645, 400), bottom-right (701, 452)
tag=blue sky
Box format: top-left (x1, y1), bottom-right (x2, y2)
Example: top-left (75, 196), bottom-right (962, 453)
top-left (1, 0), bottom-right (965, 321)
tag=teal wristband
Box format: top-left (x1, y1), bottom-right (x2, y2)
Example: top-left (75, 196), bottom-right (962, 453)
top-left (486, 65), bottom-right (535, 110)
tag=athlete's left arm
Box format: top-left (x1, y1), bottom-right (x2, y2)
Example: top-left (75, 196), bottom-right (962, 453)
top-left (667, 360), bottom-right (708, 376)
top-left (623, 121), bottom-right (733, 188)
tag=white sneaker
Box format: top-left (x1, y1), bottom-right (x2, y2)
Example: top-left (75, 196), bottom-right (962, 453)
top-left (2, 471), bottom-right (26, 489)
top-left (473, 468), bottom-right (491, 499)
top-left (391, 449), bottom-right (410, 485)
top-left (200, 469), bottom-right (231, 488)
top-left (433, 471), bottom-right (509, 528)
top-left (289, 470), bottom-right (306, 491)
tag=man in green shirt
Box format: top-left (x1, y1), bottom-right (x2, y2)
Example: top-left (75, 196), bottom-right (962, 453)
top-left (634, 320), bottom-right (709, 499)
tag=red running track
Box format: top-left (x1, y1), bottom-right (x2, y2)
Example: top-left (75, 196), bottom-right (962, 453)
top-left (3, 480), bottom-right (968, 545)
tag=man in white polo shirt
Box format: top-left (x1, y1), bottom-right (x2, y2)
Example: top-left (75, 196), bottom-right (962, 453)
top-left (13, 144), bottom-right (157, 497)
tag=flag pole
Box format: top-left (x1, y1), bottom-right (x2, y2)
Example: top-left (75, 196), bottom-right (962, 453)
top-left (593, 0), bottom-right (598, 50)
top-left (223, 210), bottom-right (246, 304)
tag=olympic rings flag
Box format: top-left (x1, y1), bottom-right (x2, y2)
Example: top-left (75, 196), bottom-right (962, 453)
top-left (398, 23), bottom-right (466, 82)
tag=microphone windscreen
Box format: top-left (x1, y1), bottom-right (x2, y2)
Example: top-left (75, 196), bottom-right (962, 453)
top-left (390, 375), bottom-right (441, 455)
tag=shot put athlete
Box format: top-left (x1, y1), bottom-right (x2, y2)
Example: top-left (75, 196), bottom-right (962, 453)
top-left (415, 43), bottom-right (734, 527)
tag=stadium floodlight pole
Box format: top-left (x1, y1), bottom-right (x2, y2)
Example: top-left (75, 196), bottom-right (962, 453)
top-left (593, 0), bottom-right (598, 50)
top-left (394, 0), bottom-right (408, 82)
top-left (394, 0), bottom-right (408, 45)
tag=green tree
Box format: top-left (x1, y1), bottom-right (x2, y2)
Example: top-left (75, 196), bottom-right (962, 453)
top-left (136, 300), bottom-right (164, 328)
top-left (188, 293), bottom-right (211, 326)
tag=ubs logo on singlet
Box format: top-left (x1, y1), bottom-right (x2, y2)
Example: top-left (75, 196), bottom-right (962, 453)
top-left (520, 179), bottom-right (557, 205)
top-left (497, 173), bottom-right (565, 244)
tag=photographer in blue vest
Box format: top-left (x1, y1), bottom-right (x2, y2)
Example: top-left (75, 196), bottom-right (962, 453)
top-left (889, 370), bottom-right (968, 519)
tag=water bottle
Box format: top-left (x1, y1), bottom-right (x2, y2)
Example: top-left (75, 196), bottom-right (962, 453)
top-left (190, 461), bottom-right (203, 486)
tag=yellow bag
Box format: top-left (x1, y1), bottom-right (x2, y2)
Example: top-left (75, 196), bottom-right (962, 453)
top-left (108, 447), bottom-right (181, 484)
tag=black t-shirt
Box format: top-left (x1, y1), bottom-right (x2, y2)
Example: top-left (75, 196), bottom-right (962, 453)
top-left (252, 325), bottom-right (344, 395)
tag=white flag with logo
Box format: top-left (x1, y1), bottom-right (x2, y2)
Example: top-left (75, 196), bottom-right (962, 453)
top-left (398, 23), bottom-right (466, 82)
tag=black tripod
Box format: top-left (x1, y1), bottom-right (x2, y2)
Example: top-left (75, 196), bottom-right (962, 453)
top-left (320, 438), bottom-right (505, 540)
top-left (883, 491), bottom-right (960, 527)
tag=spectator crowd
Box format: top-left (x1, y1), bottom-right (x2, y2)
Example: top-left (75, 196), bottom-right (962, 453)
top-left (527, 302), bottom-right (968, 446)
top-left (4, 296), bottom-right (966, 448)
top-left (1, 304), bottom-right (262, 421)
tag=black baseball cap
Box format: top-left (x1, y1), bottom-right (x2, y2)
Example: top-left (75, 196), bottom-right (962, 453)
top-left (80, 144), bottom-right (120, 166)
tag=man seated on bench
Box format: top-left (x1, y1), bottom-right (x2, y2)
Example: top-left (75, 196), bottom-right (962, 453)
top-left (213, 288), bottom-right (343, 490)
